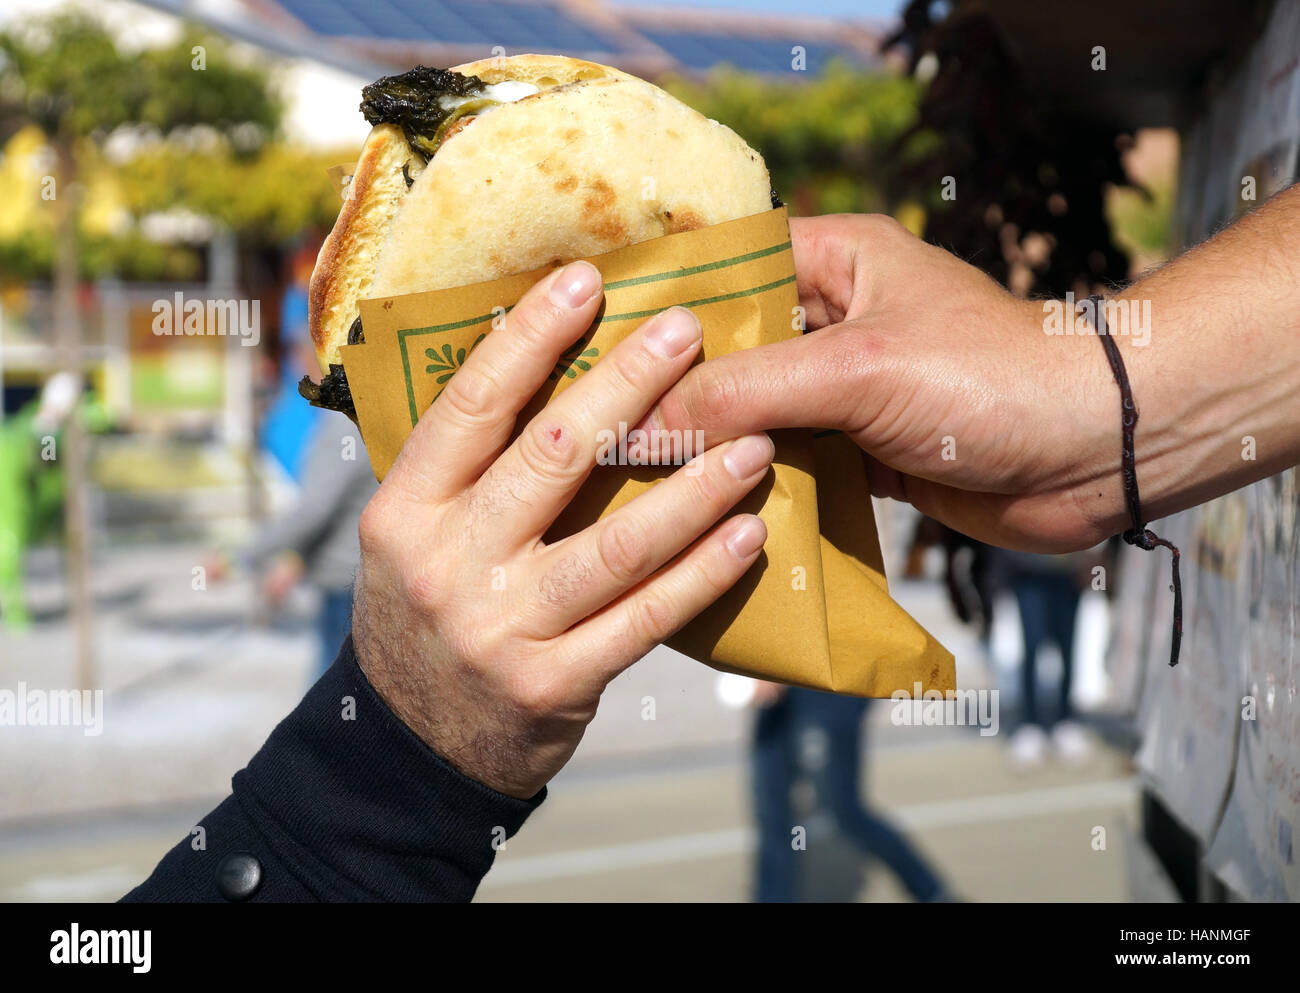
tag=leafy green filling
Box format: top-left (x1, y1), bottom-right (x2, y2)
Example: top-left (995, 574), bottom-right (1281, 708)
top-left (360, 65), bottom-right (487, 159)
top-left (299, 317), bottom-right (363, 416)
top-left (298, 364), bottom-right (354, 417)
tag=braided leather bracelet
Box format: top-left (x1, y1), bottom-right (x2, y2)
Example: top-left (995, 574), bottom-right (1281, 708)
top-left (1081, 294), bottom-right (1183, 667)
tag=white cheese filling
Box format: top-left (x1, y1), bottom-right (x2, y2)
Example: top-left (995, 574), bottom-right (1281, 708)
top-left (437, 81), bottom-right (540, 113)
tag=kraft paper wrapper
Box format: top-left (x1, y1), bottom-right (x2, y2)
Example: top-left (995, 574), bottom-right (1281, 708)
top-left (343, 207), bottom-right (954, 696)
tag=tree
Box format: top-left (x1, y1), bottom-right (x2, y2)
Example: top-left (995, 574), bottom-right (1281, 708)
top-left (0, 11), bottom-right (279, 686)
top-left (662, 62), bottom-right (922, 217)
top-left (0, 13), bottom-right (278, 143)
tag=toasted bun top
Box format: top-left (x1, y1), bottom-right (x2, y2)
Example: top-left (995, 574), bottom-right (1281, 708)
top-left (309, 55), bottom-right (772, 376)
top-left (450, 53), bottom-right (628, 87)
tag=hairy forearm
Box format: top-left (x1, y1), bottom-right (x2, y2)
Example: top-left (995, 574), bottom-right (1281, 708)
top-left (1089, 184), bottom-right (1300, 534)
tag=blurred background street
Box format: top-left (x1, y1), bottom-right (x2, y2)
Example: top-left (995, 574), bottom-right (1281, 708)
top-left (0, 503), bottom-right (1151, 902)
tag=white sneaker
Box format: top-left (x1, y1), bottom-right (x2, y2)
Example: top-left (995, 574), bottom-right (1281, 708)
top-left (1008, 724), bottom-right (1048, 771)
top-left (1051, 720), bottom-right (1093, 765)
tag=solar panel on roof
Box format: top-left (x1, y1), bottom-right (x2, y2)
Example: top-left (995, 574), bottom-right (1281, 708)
top-left (277, 0), bottom-right (369, 36)
top-left (274, 0), bottom-right (619, 51)
top-left (642, 29), bottom-right (870, 75)
top-left (389, 1), bottom-right (490, 44)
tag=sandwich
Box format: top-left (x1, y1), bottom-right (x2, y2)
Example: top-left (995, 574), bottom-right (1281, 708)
top-left (302, 54), bottom-right (778, 415)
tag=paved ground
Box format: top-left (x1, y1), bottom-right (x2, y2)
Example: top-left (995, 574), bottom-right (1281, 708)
top-left (477, 737), bottom-right (1141, 902)
top-left (0, 732), bottom-right (1143, 902)
top-left (0, 504), bottom-right (1146, 902)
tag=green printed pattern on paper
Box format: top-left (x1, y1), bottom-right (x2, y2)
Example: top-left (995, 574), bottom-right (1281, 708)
top-left (397, 240), bottom-right (793, 427)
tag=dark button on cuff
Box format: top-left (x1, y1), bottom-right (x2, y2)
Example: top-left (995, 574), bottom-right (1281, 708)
top-left (216, 852), bottom-right (263, 901)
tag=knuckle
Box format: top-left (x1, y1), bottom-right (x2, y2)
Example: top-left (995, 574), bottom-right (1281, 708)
top-left (508, 670), bottom-right (559, 717)
top-left (688, 459), bottom-right (730, 508)
top-left (687, 363), bottom-right (744, 427)
top-left (695, 555), bottom-right (735, 597)
top-left (609, 343), bottom-right (659, 394)
top-left (358, 494), bottom-right (398, 555)
top-left (630, 592), bottom-right (677, 644)
top-left (439, 364), bottom-right (499, 424)
top-left (506, 300), bottom-right (563, 351)
top-left (823, 321), bottom-right (881, 387)
top-left (517, 417), bottom-right (582, 483)
top-left (858, 212), bottom-right (906, 241)
top-left (448, 623), bottom-right (498, 676)
top-left (469, 622), bottom-right (509, 664)
top-left (596, 517), bottom-right (654, 584)
top-left (404, 560), bottom-right (446, 614)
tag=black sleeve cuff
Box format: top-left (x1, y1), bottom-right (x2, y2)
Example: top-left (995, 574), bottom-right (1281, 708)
top-left (123, 635), bottom-right (544, 902)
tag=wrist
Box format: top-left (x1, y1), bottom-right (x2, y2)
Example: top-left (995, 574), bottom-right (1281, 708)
top-left (1107, 279), bottom-right (1300, 528)
top-left (1087, 293), bottom-right (1168, 541)
top-left (1017, 295), bottom-right (1129, 546)
top-left (234, 636), bottom-right (543, 900)
top-left (351, 590), bottom-right (547, 802)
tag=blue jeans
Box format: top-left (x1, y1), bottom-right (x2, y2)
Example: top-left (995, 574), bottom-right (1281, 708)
top-left (1010, 573), bottom-right (1081, 729)
top-left (317, 588), bottom-right (354, 681)
top-left (752, 688), bottom-right (946, 902)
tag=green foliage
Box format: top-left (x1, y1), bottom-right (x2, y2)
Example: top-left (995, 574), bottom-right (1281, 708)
top-left (661, 62), bottom-right (921, 215)
top-left (0, 11), bottom-right (278, 143)
top-left (0, 10), bottom-right (330, 282)
top-left (0, 12), bottom-right (142, 137)
top-left (0, 137), bottom-right (348, 280)
top-left (132, 31), bottom-right (279, 145)
top-left (0, 225), bottom-right (202, 282)
top-left (110, 142), bottom-right (351, 243)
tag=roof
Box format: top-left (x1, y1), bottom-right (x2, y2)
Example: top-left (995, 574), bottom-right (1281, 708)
top-left (239, 0), bottom-right (883, 78)
top-left (270, 0), bottom-right (620, 53)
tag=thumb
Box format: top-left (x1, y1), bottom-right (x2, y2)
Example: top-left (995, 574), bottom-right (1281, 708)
top-left (635, 321), bottom-right (875, 449)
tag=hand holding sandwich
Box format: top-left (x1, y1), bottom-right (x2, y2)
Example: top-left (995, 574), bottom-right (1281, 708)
top-left (639, 193), bottom-right (1300, 553)
top-left (351, 262), bottom-right (773, 799)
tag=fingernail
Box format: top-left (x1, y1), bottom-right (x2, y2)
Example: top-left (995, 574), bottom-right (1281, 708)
top-left (723, 434), bottom-right (775, 480)
top-left (644, 307), bottom-right (701, 359)
top-left (726, 516), bottom-right (767, 558)
top-left (549, 261), bottom-right (602, 309)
